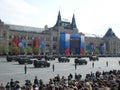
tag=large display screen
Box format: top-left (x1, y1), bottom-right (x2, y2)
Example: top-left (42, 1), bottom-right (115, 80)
top-left (70, 37), bottom-right (80, 48)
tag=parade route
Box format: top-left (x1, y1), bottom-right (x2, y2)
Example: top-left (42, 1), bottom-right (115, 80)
top-left (0, 57), bottom-right (120, 86)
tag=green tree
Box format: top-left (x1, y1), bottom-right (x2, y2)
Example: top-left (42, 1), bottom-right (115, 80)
top-left (0, 45), bottom-right (3, 55)
top-left (11, 43), bottom-right (19, 55)
top-left (33, 46), bottom-right (39, 55)
top-left (0, 45), bottom-right (9, 55)
top-left (26, 46), bottom-right (33, 55)
top-left (18, 46), bottom-right (26, 55)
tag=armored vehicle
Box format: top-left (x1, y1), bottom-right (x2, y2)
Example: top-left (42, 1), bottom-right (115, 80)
top-left (17, 57), bottom-right (33, 64)
top-left (58, 57), bottom-right (70, 62)
top-left (33, 55), bottom-right (45, 60)
top-left (89, 55), bottom-right (99, 61)
top-left (74, 58), bottom-right (87, 65)
top-left (45, 55), bottom-right (55, 61)
top-left (33, 60), bottom-right (50, 68)
top-left (6, 55), bottom-right (19, 62)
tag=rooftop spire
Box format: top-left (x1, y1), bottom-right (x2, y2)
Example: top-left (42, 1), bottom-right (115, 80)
top-left (71, 13), bottom-right (77, 29)
top-left (55, 10), bottom-right (61, 26)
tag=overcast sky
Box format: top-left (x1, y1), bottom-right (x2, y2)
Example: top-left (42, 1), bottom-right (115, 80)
top-left (0, 0), bottom-right (120, 38)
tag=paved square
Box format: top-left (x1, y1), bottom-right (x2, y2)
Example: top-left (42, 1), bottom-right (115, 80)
top-left (0, 57), bottom-right (120, 86)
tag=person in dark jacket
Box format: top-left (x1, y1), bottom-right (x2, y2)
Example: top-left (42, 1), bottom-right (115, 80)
top-left (5, 82), bottom-right (10, 90)
top-left (34, 76), bottom-right (39, 85)
top-left (10, 78), bottom-right (14, 90)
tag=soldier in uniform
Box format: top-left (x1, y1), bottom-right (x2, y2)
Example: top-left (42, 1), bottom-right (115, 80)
top-left (106, 61), bottom-right (108, 67)
top-left (24, 64), bottom-right (27, 74)
top-left (92, 62), bottom-right (94, 68)
top-left (75, 63), bottom-right (77, 70)
top-left (52, 64), bottom-right (55, 72)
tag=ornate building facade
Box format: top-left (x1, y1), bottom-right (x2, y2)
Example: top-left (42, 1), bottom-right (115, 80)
top-left (0, 11), bottom-right (120, 55)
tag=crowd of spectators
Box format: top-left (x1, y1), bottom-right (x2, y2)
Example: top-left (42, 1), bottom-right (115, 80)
top-left (0, 69), bottom-right (120, 90)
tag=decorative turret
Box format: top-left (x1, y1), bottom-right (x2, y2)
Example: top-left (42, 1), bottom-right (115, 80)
top-left (71, 14), bottom-right (77, 29)
top-left (55, 10), bottom-right (61, 26)
top-left (54, 11), bottom-right (78, 32)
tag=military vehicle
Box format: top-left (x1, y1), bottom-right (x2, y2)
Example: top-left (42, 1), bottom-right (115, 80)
top-left (6, 55), bottom-right (19, 62)
top-left (17, 57), bottom-right (33, 64)
top-left (33, 55), bottom-right (45, 60)
top-left (89, 55), bottom-right (99, 61)
top-left (33, 60), bottom-right (50, 68)
top-left (45, 55), bottom-right (55, 61)
top-left (58, 57), bottom-right (70, 62)
top-left (74, 58), bottom-right (87, 65)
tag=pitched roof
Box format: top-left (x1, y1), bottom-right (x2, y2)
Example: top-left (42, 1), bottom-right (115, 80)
top-left (103, 28), bottom-right (117, 38)
top-left (5, 24), bottom-right (44, 33)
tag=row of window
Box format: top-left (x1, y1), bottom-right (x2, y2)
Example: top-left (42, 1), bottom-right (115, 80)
top-left (0, 31), bottom-right (7, 38)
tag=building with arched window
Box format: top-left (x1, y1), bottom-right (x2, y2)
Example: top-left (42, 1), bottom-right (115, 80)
top-left (0, 11), bottom-right (120, 55)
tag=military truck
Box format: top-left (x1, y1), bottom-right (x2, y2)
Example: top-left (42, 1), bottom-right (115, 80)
top-left (74, 58), bottom-right (87, 65)
top-left (58, 57), bottom-right (70, 62)
top-left (89, 55), bottom-right (99, 61)
top-left (45, 55), bottom-right (55, 61)
top-left (6, 55), bottom-right (19, 62)
top-left (33, 60), bottom-right (50, 68)
top-left (17, 57), bottom-right (33, 64)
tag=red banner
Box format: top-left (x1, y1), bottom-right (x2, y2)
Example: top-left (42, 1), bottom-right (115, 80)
top-left (12, 37), bottom-right (18, 46)
top-left (65, 48), bottom-right (70, 55)
top-left (33, 39), bottom-right (39, 47)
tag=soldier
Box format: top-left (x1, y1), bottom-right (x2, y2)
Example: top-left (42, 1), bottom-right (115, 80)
top-left (24, 64), bottom-right (27, 74)
top-left (52, 64), bottom-right (55, 72)
top-left (92, 62), bottom-right (94, 68)
top-left (106, 61), bottom-right (108, 67)
top-left (75, 63), bottom-right (77, 70)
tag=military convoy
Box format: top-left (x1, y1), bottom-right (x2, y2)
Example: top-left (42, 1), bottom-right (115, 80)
top-left (6, 55), bottom-right (94, 68)
top-left (6, 55), bottom-right (34, 64)
top-left (74, 58), bottom-right (87, 65)
top-left (89, 55), bottom-right (99, 61)
top-left (58, 57), bottom-right (70, 62)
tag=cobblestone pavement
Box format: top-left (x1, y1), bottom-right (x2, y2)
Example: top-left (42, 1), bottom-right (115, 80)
top-left (0, 57), bottom-right (120, 85)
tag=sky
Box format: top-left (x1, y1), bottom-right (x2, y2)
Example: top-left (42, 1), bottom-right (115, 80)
top-left (0, 0), bottom-right (120, 38)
